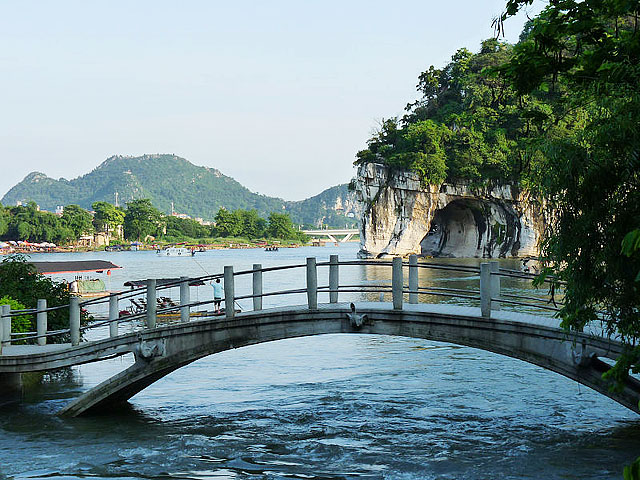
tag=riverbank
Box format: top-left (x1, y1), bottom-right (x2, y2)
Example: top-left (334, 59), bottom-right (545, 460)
top-left (0, 237), bottom-right (312, 255)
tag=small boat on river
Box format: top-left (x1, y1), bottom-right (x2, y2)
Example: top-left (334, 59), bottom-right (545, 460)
top-left (156, 247), bottom-right (195, 256)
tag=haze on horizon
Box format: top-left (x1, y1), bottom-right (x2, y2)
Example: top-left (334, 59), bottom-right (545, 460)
top-left (0, 1), bottom-right (541, 202)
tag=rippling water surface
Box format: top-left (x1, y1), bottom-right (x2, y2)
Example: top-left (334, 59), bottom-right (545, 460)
top-left (1, 244), bottom-right (639, 479)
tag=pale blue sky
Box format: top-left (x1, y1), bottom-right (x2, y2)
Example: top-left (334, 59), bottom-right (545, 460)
top-left (0, 1), bottom-right (542, 201)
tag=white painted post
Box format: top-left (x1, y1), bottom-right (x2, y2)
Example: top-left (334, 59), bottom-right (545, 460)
top-left (480, 263), bottom-right (491, 318)
top-left (490, 261), bottom-right (501, 311)
top-left (69, 296), bottom-right (80, 346)
top-left (392, 257), bottom-right (403, 310)
top-left (109, 294), bottom-right (118, 338)
top-left (1, 304), bottom-right (11, 347)
top-left (409, 254), bottom-right (418, 304)
top-left (306, 257), bottom-right (318, 310)
top-left (37, 299), bottom-right (47, 346)
top-left (180, 276), bottom-right (190, 323)
top-left (224, 266), bottom-right (235, 319)
top-left (329, 254), bottom-right (339, 304)
top-left (253, 264), bottom-right (262, 311)
top-left (146, 279), bottom-right (157, 329)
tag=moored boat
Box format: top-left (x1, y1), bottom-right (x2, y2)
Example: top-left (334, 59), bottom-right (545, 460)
top-left (156, 247), bottom-right (195, 256)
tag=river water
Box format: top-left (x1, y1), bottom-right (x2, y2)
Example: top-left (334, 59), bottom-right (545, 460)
top-left (1, 244), bottom-right (639, 479)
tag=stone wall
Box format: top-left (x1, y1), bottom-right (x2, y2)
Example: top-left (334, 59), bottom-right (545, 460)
top-left (353, 162), bottom-right (543, 258)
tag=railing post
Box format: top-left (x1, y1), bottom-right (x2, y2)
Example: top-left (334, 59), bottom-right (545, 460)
top-left (224, 266), bottom-right (235, 319)
top-left (409, 254), bottom-right (418, 304)
top-left (253, 264), bottom-right (262, 311)
top-left (329, 254), bottom-right (339, 304)
top-left (146, 279), bottom-right (157, 329)
top-left (37, 299), bottom-right (47, 346)
top-left (69, 296), bottom-right (80, 346)
top-left (180, 276), bottom-right (190, 323)
top-left (109, 294), bottom-right (119, 338)
top-left (1, 304), bottom-right (11, 348)
top-left (306, 257), bottom-right (317, 310)
top-left (392, 257), bottom-right (403, 310)
top-left (490, 261), bottom-right (501, 311)
top-left (480, 262), bottom-right (491, 318)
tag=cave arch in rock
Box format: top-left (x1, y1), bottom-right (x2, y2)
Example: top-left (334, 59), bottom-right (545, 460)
top-left (420, 198), bottom-right (520, 258)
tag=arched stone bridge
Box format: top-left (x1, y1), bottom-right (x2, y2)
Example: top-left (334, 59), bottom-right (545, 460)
top-left (0, 258), bottom-right (637, 417)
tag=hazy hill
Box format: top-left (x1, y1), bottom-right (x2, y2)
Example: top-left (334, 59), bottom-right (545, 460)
top-left (1, 154), bottom-right (359, 227)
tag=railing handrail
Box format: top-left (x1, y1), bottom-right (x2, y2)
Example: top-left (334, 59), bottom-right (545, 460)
top-left (1, 256), bottom-right (571, 351)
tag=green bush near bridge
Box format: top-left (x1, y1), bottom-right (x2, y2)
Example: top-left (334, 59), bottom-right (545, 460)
top-left (0, 254), bottom-right (75, 342)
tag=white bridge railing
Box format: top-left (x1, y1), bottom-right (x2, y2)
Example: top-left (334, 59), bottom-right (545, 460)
top-left (0, 256), bottom-right (560, 353)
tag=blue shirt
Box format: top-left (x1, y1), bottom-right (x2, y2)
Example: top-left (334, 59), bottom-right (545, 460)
top-left (212, 282), bottom-right (223, 299)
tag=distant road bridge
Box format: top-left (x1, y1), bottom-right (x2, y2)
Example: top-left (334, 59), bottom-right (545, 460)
top-left (302, 228), bottom-right (358, 243)
top-left (1, 258), bottom-right (638, 417)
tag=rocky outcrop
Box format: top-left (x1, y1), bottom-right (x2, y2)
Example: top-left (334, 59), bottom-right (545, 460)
top-left (353, 163), bottom-right (543, 258)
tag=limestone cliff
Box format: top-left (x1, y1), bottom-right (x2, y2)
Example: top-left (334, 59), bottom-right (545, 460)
top-left (353, 163), bottom-right (543, 258)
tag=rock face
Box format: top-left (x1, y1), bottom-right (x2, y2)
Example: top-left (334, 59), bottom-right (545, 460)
top-left (353, 163), bottom-right (543, 258)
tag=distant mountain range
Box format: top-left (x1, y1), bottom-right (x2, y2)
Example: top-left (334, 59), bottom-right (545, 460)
top-left (1, 154), bottom-right (360, 227)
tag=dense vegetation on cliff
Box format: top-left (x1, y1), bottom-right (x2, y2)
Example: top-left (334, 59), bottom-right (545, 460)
top-left (354, 36), bottom-right (582, 187)
top-left (1, 154), bottom-right (358, 228)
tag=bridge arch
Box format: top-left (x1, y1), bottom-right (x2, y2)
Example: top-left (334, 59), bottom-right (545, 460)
top-left (56, 304), bottom-right (640, 417)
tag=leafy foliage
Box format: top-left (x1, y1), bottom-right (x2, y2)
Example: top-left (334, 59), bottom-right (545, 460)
top-left (1, 202), bottom-right (74, 243)
top-left (92, 201), bottom-right (125, 237)
top-left (61, 205), bottom-right (93, 238)
top-left (0, 296), bottom-right (30, 334)
top-left (212, 208), bottom-right (306, 241)
top-left (0, 255), bottom-right (72, 341)
top-left (499, 1), bottom-right (640, 473)
top-left (356, 38), bottom-right (560, 185)
top-left (123, 199), bottom-right (164, 241)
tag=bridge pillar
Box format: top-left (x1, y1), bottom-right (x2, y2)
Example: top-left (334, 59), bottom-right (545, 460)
top-left (490, 261), bottom-right (501, 311)
top-left (480, 263), bottom-right (491, 318)
top-left (409, 255), bottom-right (419, 304)
top-left (37, 299), bottom-right (47, 346)
top-left (392, 257), bottom-right (403, 310)
top-left (224, 266), bottom-right (235, 319)
top-left (306, 257), bottom-right (318, 310)
top-left (109, 294), bottom-right (118, 337)
top-left (69, 296), bottom-right (80, 346)
top-left (253, 264), bottom-right (262, 311)
top-left (146, 279), bottom-right (157, 329)
top-left (329, 255), bottom-right (339, 303)
top-left (1, 304), bottom-right (10, 349)
top-left (180, 276), bottom-right (190, 323)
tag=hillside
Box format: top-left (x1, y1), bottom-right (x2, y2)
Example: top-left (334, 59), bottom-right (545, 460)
top-left (1, 154), bottom-right (359, 227)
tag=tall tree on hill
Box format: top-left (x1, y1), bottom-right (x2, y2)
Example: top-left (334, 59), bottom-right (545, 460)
top-left (123, 199), bottom-right (164, 241)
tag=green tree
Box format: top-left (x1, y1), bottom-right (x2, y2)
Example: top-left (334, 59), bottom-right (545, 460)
top-left (92, 201), bottom-right (125, 238)
top-left (499, 1), bottom-right (640, 473)
top-left (61, 204), bottom-right (93, 238)
top-left (0, 296), bottom-right (30, 335)
top-left (123, 199), bottom-right (164, 241)
top-left (0, 205), bottom-right (9, 237)
top-left (239, 209), bottom-right (266, 238)
top-left (214, 208), bottom-right (243, 237)
top-left (164, 215), bottom-right (209, 239)
top-left (267, 212), bottom-right (298, 239)
top-left (0, 255), bottom-right (73, 340)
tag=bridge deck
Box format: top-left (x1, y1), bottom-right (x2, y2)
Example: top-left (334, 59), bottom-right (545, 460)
top-left (0, 302), bottom-right (570, 360)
